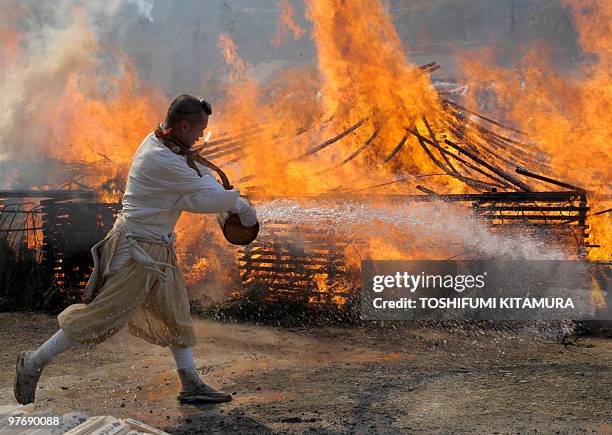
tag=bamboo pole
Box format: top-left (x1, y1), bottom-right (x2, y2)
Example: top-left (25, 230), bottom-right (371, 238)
top-left (407, 128), bottom-right (512, 190)
top-left (291, 118), bottom-right (368, 161)
top-left (441, 98), bottom-right (526, 135)
top-left (337, 129), bottom-right (379, 166)
top-left (515, 167), bottom-right (585, 192)
top-left (443, 137), bottom-right (533, 191)
top-left (383, 134), bottom-right (409, 163)
top-left (0, 190), bottom-right (94, 199)
top-left (422, 116), bottom-right (459, 175)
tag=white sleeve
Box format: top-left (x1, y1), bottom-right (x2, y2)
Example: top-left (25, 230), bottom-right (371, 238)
top-left (176, 187), bottom-right (241, 214)
top-left (147, 150), bottom-right (255, 217)
top-left (174, 161), bottom-right (258, 222)
top-left (146, 155), bottom-right (237, 214)
top-left (172, 168), bottom-right (241, 213)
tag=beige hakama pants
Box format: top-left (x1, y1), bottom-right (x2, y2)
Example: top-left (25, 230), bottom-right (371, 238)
top-left (57, 223), bottom-right (196, 348)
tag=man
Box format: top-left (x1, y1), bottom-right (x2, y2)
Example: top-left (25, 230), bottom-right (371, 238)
top-left (14, 94), bottom-right (256, 405)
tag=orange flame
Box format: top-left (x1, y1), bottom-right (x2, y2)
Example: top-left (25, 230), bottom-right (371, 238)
top-left (456, 0), bottom-right (611, 259)
top-left (271, 0), bottom-right (305, 47)
top-left (211, 0), bottom-right (469, 200)
top-left (2, 1), bottom-right (609, 302)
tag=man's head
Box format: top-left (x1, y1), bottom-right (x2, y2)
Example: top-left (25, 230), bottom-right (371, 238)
top-left (164, 94), bottom-right (212, 147)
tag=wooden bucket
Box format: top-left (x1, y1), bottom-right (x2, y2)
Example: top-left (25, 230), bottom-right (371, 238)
top-left (217, 211), bottom-right (259, 245)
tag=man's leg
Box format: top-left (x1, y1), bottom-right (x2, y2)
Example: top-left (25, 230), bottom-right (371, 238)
top-left (14, 329), bottom-right (80, 404)
top-left (15, 257), bottom-right (151, 405)
top-left (169, 345), bottom-right (231, 403)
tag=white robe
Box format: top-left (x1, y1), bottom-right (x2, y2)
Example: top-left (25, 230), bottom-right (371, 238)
top-left (108, 132), bottom-right (256, 271)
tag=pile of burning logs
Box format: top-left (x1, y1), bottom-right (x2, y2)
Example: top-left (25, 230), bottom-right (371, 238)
top-left (205, 62), bottom-right (609, 310)
top-left (40, 197), bottom-right (120, 304)
top-left (0, 190), bottom-right (118, 309)
top-left (1, 62), bottom-right (608, 314)
top-left (238, 222), bottom-right (358, 307)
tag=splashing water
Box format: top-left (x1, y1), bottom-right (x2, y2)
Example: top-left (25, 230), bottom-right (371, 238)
top-left (256, 199), bottom-right (567, 261)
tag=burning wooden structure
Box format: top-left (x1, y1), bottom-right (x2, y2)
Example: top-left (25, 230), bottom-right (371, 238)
top-left (0, 190), bottom-right (118, 309)
top-left (40, 198), bottom-right (120, 304)
top-left (0, 64), bottom-right (607, 315)
top-left (235, 188), bottom-right (592, 311)
top-left (199, 63), bottom-right (606, 311)
top-left (238, 222), bottom-right (358, 306)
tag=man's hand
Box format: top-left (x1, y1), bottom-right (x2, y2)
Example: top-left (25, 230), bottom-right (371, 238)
top-left (231, 197), bottom-right (258, 227)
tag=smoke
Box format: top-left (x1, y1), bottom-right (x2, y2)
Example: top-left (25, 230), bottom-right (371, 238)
top-left (0, 0), bottom-right (154, 188)
top-left (97, 0), bottom-right (154, 21)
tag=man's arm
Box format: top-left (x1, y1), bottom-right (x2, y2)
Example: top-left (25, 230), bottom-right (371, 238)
top-left (168, 160), bottom-right (257, 224)
top-left (176, 180), bottom-right (257, 226)
top-left (175, 186), bottom-right (240, 214)
top-left (144, 147), bottom-right (257, 221)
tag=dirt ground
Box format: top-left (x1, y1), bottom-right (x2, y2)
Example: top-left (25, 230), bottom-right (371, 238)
top-left (0, 312), bottom-right (610, 434)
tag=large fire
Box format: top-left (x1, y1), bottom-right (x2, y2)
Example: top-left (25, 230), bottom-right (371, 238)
top-left (0, 1), bottom-right (609, 306)
top-left (456, 0), bottom-right (611, 260)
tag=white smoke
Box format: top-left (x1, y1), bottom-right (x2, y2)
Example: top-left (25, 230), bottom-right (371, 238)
top-left (0, 0), bottom-right (153, 185)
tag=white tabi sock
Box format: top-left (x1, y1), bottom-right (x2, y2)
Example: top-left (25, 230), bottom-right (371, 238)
top-left (32, 329), bottom-right (79, 367)
top-left (170, 346), bottom-right (202, 390)
top-left (169, 345), bottom-right (197, 370)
